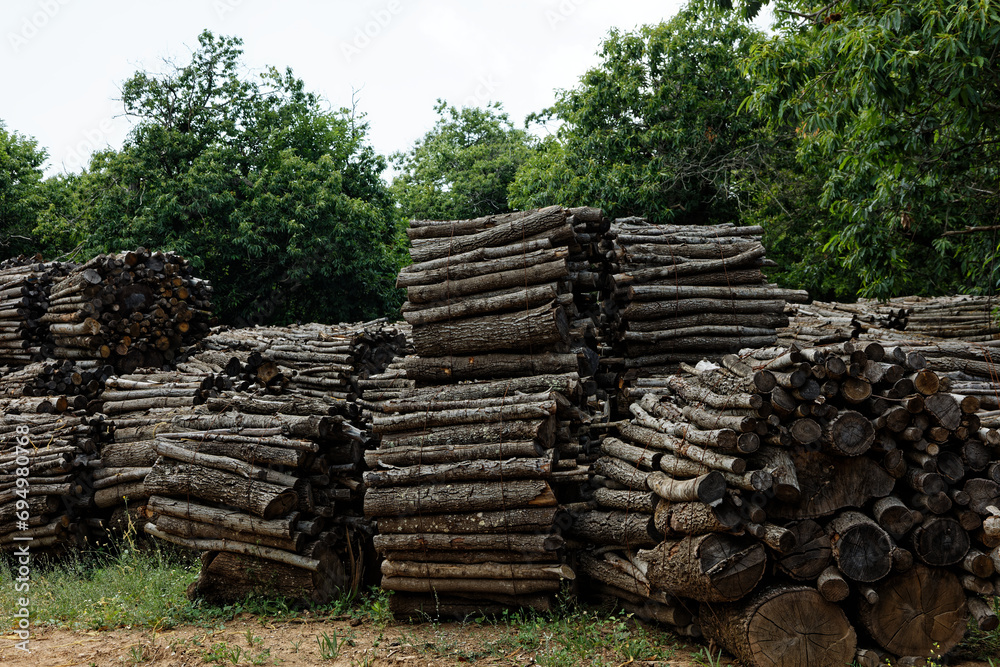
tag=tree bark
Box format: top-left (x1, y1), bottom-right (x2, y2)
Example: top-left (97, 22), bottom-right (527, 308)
top-left (402, 353), bottom-right (578, 382)
top-left (144, 460), bottom-right (297, 519)
top-left (376, 508), bottom-right (558, 534)
top-left (639, 533), bottom-right (766, 602)
top-left (363, 480), bottom-right (557, 517)
top-left (410, 304), bottom-right (569, 356)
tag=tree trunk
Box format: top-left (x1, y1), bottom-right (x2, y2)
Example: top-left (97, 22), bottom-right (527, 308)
top-left (376, 508), bottom-right (558, 534)
top-left (144, 460), bottom-right (297, 519)
top-left (363, 480), bottom-right (557, 517)
top-left (402, 353), bottom-right (578, 382)
top-left (362, 456), bottom-right (553, 487)
top-left (639, 533), bottom-right (766, 602)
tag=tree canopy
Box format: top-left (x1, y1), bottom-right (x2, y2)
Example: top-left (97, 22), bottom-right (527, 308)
top-left (0, 122), bottom-right (48, 257)
top-left (78, 30), bottom-right (404, 325)
top-left (508, 4), bottom-right (769, 224)
top-left (391, 101), bottom-right (535, 221)
top-left (738, 0), bottom-right (1000, 297)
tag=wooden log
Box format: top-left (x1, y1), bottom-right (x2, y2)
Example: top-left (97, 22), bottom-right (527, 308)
top-left (751, 446), bottom-right (800, 503)
top-left (152, 441), bottom-right (299, 488)
top-left (640, 533), bottom-right (766, 602)
top-left (816, 565), bottom-right (850, 602)
top-left (571, 510), bottom-right (659, 547)
top-left (857, 564), bottom-right (967, 658)
top-left (373, 532), bottom-right (564, 554)
top-left (601, 437), bottom-right (661, 470)
top-left (152, 514), bottom-right (302, 552)
top-left (387, 594), bottom-right (551, 618)
top-left (365, 441), bottom-right (542, 467)
top-left (593, 487), bottom-right (658, 513)
top-left (145, 523), bottom-right (319, 570)
top-left (768, 450), bottom-right (894, 520)
top-left (396, 247), bottom-right (568, 287)
top-left (700, 585), bottom-right (857, 667)
top-left (619, 421), bottom-right (746, 473)
top-left (911, 516), bottom-right (970, 567)
top-left (777, 520), bottom-right (832, 580)
top-left (402, 283), bottom-right (562, 325)
top-left (872, 495), bottom-right (918, 539)
top-left (654, 499), bottom-right (741, 535)
top-left (372, 401), bottom-right (555, 434)
top-left (381, 561), bottom-right (574, 581)
top-left (363, 480), bottom-right (557, 517)
top-left (147, 495), bottom-right (295, 539)
top-left (968, 596), bottom-right (999, 632)
top-left (93, 481), bottom-right (149, 508)
top-left (144, 460), bottom-right (297, 519)
top-left (647, 471), bottom-right (726, 505)
top-left (362, 457), bottom-right (553, 487)
top-left (822, 410), bottom-right (875, 456)
top-left (376, 508), bottom-right (558, 535)
top-left (410, 304), bottom-right (569, 356)
top-left (192, 550), bottom-right (343, 605)
top-left (379, 418), bottom-right (554, 449)
top-left (827, 511), bottom-right (893, 582)
top-left (402, 353), bottom-right (577, 382)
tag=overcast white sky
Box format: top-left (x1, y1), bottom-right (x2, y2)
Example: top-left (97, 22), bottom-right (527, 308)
top-left (0, 0), bottom-right (758, 178)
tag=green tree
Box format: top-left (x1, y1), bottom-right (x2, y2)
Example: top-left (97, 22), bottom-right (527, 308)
top-left (79, 30), bottom-right (404, 325)
top-left (738, 0), bottom-right (1000, 297)
top-left (509, 3), bottom-right (769, 224)
top-left (0, 122), bottom-right (48, 257)
top-left (391, 101), bottom-right (535, 220)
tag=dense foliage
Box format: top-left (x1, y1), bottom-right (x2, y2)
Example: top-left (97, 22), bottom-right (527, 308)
top-left (0, 123), bottom-right (48, 257)
top-left (391, 101), bottom-right (535, 221)
top-left (508, 5), bottom-right (769, 225)
top-left (736, 0), bottom-right (1000, 297)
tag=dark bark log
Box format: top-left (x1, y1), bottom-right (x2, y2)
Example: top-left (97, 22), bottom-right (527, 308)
top-left (768, 449), bottom-right (894, 520)
top-left (397, 247), bottom-right (568, 287)
top-left (647, 471), bottom-right (726, 505)
top-left (777, 520), bottom-right (831, 580)
top-left (379, 418), bottom-right (555, 449)
top-left (365, 441), bottom-right (542, 467)
top-left (381, 560), bottom-right (573, 581)
top-left (147, 495), bottom-right (296, 539)
top-left (402, 284), bottom-right (562, 325)
top-left (410, 303), bottom-right (569, 357)
top-left (827, 511), bottom-right (893, 582)
top-left (409, 205), bottom-right (567, 263)
top-left (376, 508), bottom-right (558, 534)
top-left (593, 487), bottom-right (658, 513)
top-left (816, 565), bottom-right (850, 602)
top-left (373, 532), bottom-right (564, 554)
top-left (144, 460), bottom-right (297, 519)
top-left (911, 516), bottom-right (970, 567)
top-left (402, 353), bottom-right (578, 382)
top-left (191, 550), bottom-right (344, 605)
top-left (363, 480), bottom-right (557, 517)
top-left (640, 533), bottom-right (765, 602)
top-left (857, 565), bottom-right (967, 658)
top-left (571, 510), bottom-right (659, 547)
top-left (700, 585), bottom-right (856, 667)
top-left (362, 457), bottom-right (553, 487)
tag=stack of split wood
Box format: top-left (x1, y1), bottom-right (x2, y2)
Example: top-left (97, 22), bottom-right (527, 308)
top-left (0, 400), bottom-right (102, 553)
top-left (0, 258), bottom-right (75, 365)
top-left (599, 219), bottom-right (809, 395)
top-left (366, 206), bottom-right (612, 617)
top-left (184, 320), bottom-right (408, 400)
top-left (45, 250), bottom-right (214, 373)
top-left (575, 342), bottom-right (1000, 666)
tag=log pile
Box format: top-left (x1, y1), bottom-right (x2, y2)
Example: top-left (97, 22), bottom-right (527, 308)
top-left (45, 250), bottom-right (214, 372)
top-left (366, 206), bottom-right (607, 617)
top-left (0, 360), bottom-right (115, 403)
top-left (183, 320), bottom-right (408, 400)
top-left (599, 219), bottom-right (809, 404)
top-left (136, 386), bottom-right (366, 604)
top-left (574, 342), bottom-right (1000, 666)
top-left (0, 258), bottom-right (75, 365)
top-left (0, 398), bottom-right (102, 554)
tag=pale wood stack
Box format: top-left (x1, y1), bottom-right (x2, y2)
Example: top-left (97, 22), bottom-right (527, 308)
top-left (599, 219), bottom-right (809, 406)
top-left (0, 258), bottom-right (75, 365)
top-left (366, 206), bottom-right (609, 617)
top-left (575, 341), bottom-right (1000, 666)
top-left (0, 399), bottom-right (102, 554)
top-left (45, 249), bottom-right (214, 373)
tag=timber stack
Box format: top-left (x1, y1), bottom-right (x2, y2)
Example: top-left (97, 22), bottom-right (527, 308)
top-left (44, 249), bottom-right (214, 372)
top-left (574, 341), bottom-right (1000, 666)
top-left (0, 396), bottom-right (102, 554)
top-left (599, 219), bottom-right (809, 407)
top-left (136, 383), bottom-right (365, 604)
top-left (0, 257), bottom-right (75, 365)
top-left (366, 205), bottom-right (605, 617)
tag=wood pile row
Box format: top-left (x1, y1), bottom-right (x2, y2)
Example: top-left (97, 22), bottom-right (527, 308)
top-left (44, 249), bottom-right (214, 373)
top-left (0, 398), bottom-right (102, 554)
top-left (0, 258), bottom-right (75, 365)
top-left (0, 360), bottom-right (115, 402)
top-left (780, 294), bottom-right (999, 346)
top-left (366, 206), bottom-right (609, 617)
top-left (183, 320), bottom-right (408, 400)
top-left (573, 341), bottom-right (1000, 666)
top-left (598, 219), bottom-right (809, 405)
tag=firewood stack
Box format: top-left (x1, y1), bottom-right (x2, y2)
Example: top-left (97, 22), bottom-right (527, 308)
top-left (45, 250), bottom-right (214, 373)
top-left (0, 400), bottom-right (102, 554)
top-left (137, 389), bottom-right (365, 604)
top-left (0, 258), bottom-right (75, 365)
top-left (0, 360), bottom-right (115, 403)
top-left (599, 219), bottom-right (810, 406)
top-left (573, 341), bottom-right (1000, 666)
top-left (365, 205), bottom-right (609, 617)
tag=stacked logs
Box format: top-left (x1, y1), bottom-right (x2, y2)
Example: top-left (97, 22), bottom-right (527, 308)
top-left (184, 320), bottom-right (408, 400)
top-left (0, 258), bottom-right (75, 365)
top-left (0, 400), bottom-right (102, 554)
top-left (44, 249), bottom-right (214, 372)
top-left (139, 392), bottom-right (365, 604)
top-left (0, 360), bottom-right (115, 402)
top-left (366, 206), bottom-right (608, 617)
top-left (573, 342), bottom-right (1000, 666)
top-left (599, 219), bottom-right (809, 399)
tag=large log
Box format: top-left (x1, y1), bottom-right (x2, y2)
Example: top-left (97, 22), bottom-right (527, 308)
top-left (777, 520), bottom-right (831, 580)
top-left (700, 585), bottom-right (857, 667)
top-left (827, 511), bottom-right (893, 582)
top-left (857, 565), bottom-right (967, 658)
top-left (191, 550), bottom-right (344, 605)
top-left (365, 441), bottom-right (542, 467)
top-left (147, 495), bottom-right (296, 539)
top-left (571, 510), bottom-right (659, 547)
top-left (410, 304), bottom-right (569, 356)
top-left (402, 283), bottom-right (561, 325)
top-left (372, 399), bottom-right (556, 434)
top-left (373, 532), bottom-right (564, 554)
top-left (362, 456), bottom-right (553, 487)
top-left (144, 460), bottom-right (297, 519)
top-left (768, 449), bottom-right (894, 520)
top-left (376, 508), bottom-right (558, 534)
top-left (396, 247), bottom-right (568, 287)
top-left (409, 205), bottom-right (567, 262)
top-left (379, 418), bottom-right (555, 448)
top-left (639, 533), bottom-right (766, 602)
top-left (402, 353), bottom-right (578, 382)
top-left (381, 560), bottom-right (574, 581)
top-left (363, 480), bottom-right (557, 517)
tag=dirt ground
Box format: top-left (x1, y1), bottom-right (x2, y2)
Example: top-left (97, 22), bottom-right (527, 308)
top-left (1, 617), bottom-right (996, 667)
